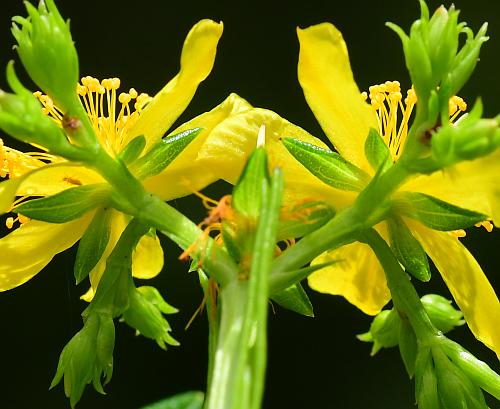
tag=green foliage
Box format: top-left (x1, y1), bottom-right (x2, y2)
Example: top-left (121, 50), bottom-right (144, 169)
top-left (131, 128), bottom-right (202, 179)
top-left (364, 128), bottom-right (391, 172)
top-left (139, 391), bottom-right (204, 409)
top-left (74, 208), bottom-right (112, 284)
top-left (15, 184), bottom-right (110, 223)
top-left (119, 135), bottom-right (146, 164)
top-left (393, 192), bottom-right (487, 231)
top-left (387, 216), bottom-right (431, 282)
top-left (282, 137), bottom-right (370, 191)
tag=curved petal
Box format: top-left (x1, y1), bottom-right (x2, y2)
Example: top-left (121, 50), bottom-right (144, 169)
top-left (144, 93), bottom-right (253, 200)
top-left (409, 221), bottom-right (500, 358)
top-left (309, 241), bottom-right (391, 315)
top-left (131, 232), bottom-right (164, 279)
top-left (297, 23), bottom-right (377, 171)
top-left (402, 150), bottom-right (500, 224)
top-left (198, 107), bottom-right (357, 208)
top-left (0, 214), bottom-right (92, 291)
top-left (127, 20), bottom-right (224, 148)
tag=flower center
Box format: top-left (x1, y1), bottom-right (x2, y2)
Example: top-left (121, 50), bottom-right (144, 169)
top-left (362, 81), bottom-right (467, 162)
top-left (35, 76), bottom-right (152, 155)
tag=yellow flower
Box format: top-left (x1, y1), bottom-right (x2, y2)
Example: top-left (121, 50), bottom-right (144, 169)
top-left (0, 20), bottom-right (252, 296)
top-left (196, 23), bottom-right (500, 356)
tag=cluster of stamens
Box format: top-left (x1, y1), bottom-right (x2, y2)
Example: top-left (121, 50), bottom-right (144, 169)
top-left (34, 76), bottom-right (153, 155)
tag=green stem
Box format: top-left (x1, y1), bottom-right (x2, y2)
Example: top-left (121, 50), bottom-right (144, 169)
top-left (205, 169), bottom-right (283, 409)
top-left (88, 148), bottom-right (238, 287)
top-left (269, 157), bottom-right (410, 293)
top-left (362, 229), bottom-right (437, 343)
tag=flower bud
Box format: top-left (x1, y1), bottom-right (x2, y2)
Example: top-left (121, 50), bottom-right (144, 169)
top-left (122, 286), bottom-right (179, 350)
top-left (50, 313), bottom-right (115, 408)
top-left (421, 294), bottom-right (464, 334)
top-left (0, 62), bottom-right (81, 159)
top-left (357, 309), bottom-right (401, 355)
top-left (431, 100), bottom-right (499, 167)
top-left (11, 0), bottom-right (79, 111)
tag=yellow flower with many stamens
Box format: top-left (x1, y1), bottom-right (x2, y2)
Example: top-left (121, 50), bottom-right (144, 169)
top-left (196, 23), bottom-right (500, 357)
top-left (0, 20), bottom-right (252, 296)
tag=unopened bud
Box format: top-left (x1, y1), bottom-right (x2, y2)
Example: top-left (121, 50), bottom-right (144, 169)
top-left (421, 294), bottom-right (464, 333)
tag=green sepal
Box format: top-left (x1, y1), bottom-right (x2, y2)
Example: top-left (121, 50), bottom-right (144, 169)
top-left (398, 318), bottom-right (418, 378)
top-left (282, 138), bottom-right (370, 191)
top-left (393, 192), bottom-right (487, 230)
top-left (387, 216), bottom-right (431, 282)
top-left (119, 135), bottom-right (146, 164)
top-left (433, 347), bottom-right (488, 409)
top-left (122, 286), bottom-right (179, 350)
top-left (131, 128), bottom-right (202, 179)
top-left (415, 346), bottom-right (440, 409)
top-left (74, 207), bottom-right (112, 284)
top-left (139, 391), bottom-right (204, 409)
top-left (232, 146), bottom-right (269, 220)
top-left (221, 221), bottom-right (241, 263)
top-left (271, 283), bottom-right (314, 317)
top-left (364, 128), bottom-right (391, 172)
top-left (276, 201), bottom-right (335, 241)
top-left (15, 184), bottom-right (110, 223)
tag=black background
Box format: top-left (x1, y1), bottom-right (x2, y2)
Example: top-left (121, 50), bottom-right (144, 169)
top-left (1, 0), bottom-right (499, 408)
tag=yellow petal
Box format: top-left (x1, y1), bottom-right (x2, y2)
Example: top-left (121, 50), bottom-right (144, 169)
top-left (127, 20), bottom-right (224, 148)
top-left (0, 215), bottom-right (92, 291)
top-left (82, 210), bottom-right (127, 301)
top-left (309, 241), bottom-right (391, 315)
top-left (409, 221), bottom-right (500, 358)
top-left (17, 163), bottom-right (104, 196)
top-left (402, 150), bottom-right (500, 224)
top-left (297, 23), bottom-right (377, 171)
top-left (198, 107), bottom-right (357, 208)
top-left (131, 232), bottom-right (164, 279)
top-left (143, 93), bottom-right (253, 200)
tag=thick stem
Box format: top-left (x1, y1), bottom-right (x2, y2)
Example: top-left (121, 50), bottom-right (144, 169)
top-left (362, 229), bottom-right (438, 343)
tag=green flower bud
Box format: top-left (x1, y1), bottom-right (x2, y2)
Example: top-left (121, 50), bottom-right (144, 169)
top-left (432, 100), bottom-right (499, 167)
top-left (0, 62), bottom-right (81, 158)
top-left (427, 5), bottom-right (461, 83)
top-left (440, 23), bottom-right (489, 101)
top-left (433, 347), bottom-right (489, 409)
top-left (50, 313), bottom-right (115, 408)
top-left (122, 286), bottom-right (179, 350)
top-left (421, 294), bottom-right (464, 334)
top-left (357, 309), bottom-right (401, 355)
top-left (11, 0), bottom-right (79, 111)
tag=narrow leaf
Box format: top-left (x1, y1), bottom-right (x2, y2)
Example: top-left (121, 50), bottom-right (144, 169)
top-left (387, 216), bottom-right (431, 281)
top-left (394, 192), bottom-right (487, 230)
top-left (282, 137), bottom-right (370, 191)
top-left (132, 128), bottom-right (202, 179)
top-left (74, 207), bottom-right (112, 284)
top-left (271, 283), bottom-right (314, 317)
top-left (15, 184), bottom-right (109, 223)
top-left (364, 127), bottom-right (391, 172)
top-left (119, 135), bottom-right (146, 164)
top-left (139, 391), bottom-right (204, 409)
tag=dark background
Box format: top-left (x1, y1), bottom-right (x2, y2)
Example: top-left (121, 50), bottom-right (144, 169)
top-left (1, 0), bottom-right (499, 408)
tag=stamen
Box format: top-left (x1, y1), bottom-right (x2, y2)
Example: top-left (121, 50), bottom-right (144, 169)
top-left (450, 229), bottom-right (467, 238)
top-left (475, 220), bottom-right (494, 233)
top-left (364, 82), bottom-right (464, 162)
top-left (0, 137), bottom-right (53, 179)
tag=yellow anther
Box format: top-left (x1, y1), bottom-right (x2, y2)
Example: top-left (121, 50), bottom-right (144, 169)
top-left (118, 93), bottom-right (132, 104)
top-left (450, 229), bottom-right (467, 238)
top-left (135, 93), bottom-right (152, 111)
top-left (77, 84), bottom-right (87, 96)
top-left (475, 220), bottom-right (494, 233)
top-left (128, 88), bottom-right (138, 99)
top-left (5, 217), bottom-right (14, 229)
top-left (18, 214), bottom-right (30, 225)
top-left (361, 91), bottom-right (368, 101)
